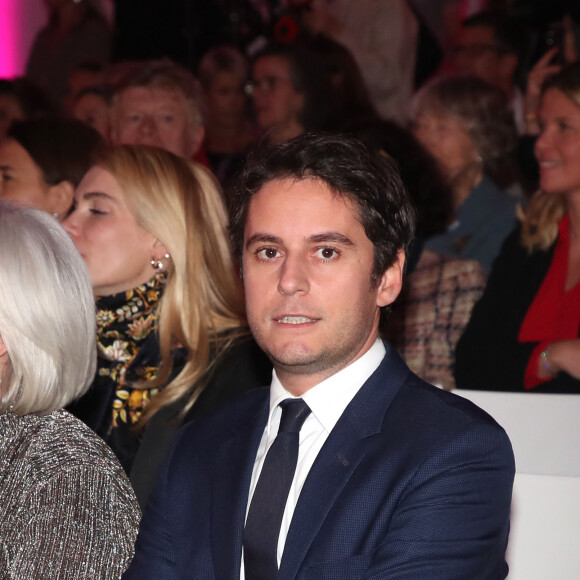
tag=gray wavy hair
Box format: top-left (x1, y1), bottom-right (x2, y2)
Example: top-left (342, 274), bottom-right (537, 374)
top-left (411, 75), bottom-right (517, 181)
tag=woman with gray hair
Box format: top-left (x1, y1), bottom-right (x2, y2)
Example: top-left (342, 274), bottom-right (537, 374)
top-left (412, 75), bottom-right (520, 273)
top-left (0, 202), bottom-right (139, 578)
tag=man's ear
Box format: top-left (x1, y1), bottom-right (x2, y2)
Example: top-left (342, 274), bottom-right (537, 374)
top-left (376, 250), bottom-right (405, 308)
top-left (0, 335), bottom-right (7, 358)
top-left (47, 180), bottom-right (75, 219)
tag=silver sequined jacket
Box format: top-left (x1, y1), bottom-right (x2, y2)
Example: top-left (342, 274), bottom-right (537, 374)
top-left (0, 409), bottom-right (140, 579)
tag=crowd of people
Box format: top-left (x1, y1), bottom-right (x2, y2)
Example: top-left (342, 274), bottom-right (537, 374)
top-left (0, 0), bottom-right (579, 577)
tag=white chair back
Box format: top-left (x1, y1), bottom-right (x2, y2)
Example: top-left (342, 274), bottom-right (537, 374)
top-left (454, 390), bottom-right (580, 579)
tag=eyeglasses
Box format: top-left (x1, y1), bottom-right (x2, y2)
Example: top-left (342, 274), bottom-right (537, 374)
top-left (245, 76), bottom-right (292, 95)
top-left (451, 44), bottom-right (499, 58)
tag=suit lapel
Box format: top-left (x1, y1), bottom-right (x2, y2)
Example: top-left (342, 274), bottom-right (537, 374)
top-left (279, 347), bottom-right (410, 580)
top-left (211, 393), bottom-right (269, 580)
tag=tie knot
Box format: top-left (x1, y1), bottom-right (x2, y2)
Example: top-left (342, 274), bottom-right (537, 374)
top-left (278, 398), bottom-right (311, 434)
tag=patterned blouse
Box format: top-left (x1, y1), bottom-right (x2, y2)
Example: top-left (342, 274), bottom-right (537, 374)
top-left (69, 273), bottom-right (189, 472)
top-left (96, 273), bottom-right (165, 430)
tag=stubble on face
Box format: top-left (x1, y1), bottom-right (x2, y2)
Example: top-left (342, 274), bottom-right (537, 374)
top-left (248, 296), bottom-right (381, 383)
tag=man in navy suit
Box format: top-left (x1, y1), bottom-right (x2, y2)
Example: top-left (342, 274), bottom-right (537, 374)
top-left (124, 133), bottom-right (514, 579)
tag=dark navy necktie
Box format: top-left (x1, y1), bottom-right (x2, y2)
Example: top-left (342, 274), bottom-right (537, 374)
top-left (243, 398), bottom-right (312, 580)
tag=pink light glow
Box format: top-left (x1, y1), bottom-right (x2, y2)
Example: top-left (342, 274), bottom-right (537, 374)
top-left (0, 0), bottom-right (21, 77)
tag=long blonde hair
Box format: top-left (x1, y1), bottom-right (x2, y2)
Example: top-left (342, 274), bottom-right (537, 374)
top-left (95, 145), bottom-right (247, 424)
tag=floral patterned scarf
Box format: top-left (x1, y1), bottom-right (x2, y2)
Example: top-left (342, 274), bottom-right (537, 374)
top-left (95, 273), bottom-right (165, 430)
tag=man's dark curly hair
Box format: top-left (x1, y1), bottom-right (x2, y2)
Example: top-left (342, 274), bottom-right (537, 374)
top-left (228, 132), bottom-right (416, 286)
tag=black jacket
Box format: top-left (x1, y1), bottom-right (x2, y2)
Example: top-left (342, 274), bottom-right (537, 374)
top-left (454, 226), bottom-right (580, 393)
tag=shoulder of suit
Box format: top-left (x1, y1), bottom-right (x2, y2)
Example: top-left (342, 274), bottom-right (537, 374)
top-left (177, 387), bottom-right (268, 441)
top-left (395, 372), bottom-right (507, 433)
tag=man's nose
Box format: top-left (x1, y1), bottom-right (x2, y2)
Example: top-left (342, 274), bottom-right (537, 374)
top-left (138, 116), bottom-right (158, 138)
top-left (277, 254), bottom-right (310, 296)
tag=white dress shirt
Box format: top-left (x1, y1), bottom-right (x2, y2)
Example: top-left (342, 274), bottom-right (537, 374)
top-left (240, 339), bottom-right (386, 578)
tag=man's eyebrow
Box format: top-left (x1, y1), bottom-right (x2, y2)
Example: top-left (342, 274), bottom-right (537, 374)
top-left (245, 232), bottom-right (355, 249)
top-left (0, 164), bottom-right (14, 171)
top-left (307, 233), bottom-right (354, 246)
top-left (245, 233), bottom-right (282, 248)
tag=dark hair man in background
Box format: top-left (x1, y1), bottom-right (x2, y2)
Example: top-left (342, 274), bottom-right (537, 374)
top-left (452, 10), bottom-right (529, 132)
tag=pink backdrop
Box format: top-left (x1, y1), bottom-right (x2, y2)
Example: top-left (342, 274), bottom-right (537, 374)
top-left (1, 0), bottom-right (47, 77)
top-left (0, 0), bottom-right (113, 78)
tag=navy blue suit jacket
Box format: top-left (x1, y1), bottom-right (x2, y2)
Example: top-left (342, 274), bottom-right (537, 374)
top-left (124, 345), bottom-right (514, 579)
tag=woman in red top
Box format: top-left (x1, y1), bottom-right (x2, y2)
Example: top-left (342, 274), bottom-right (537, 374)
top-left (455, 63), bottom-right (580, 392)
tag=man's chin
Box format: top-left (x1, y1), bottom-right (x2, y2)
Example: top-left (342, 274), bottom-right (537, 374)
top-left (266, 344), bottom-right (321, 373)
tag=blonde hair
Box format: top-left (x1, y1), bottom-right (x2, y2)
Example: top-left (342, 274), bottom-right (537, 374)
top-left (518, 192), bottom-right (567, 252)
top-left (94, 145), bottom-right (247, 424)
top-left (0, 202), bottom-right (96, 415)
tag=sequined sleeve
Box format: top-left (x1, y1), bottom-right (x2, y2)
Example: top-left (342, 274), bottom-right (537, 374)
top-left (0, 410), bottom-right (141, 580)
top-left (6, 465), bottom-right (140, 579)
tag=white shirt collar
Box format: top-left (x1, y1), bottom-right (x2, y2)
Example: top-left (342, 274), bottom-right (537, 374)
top-left (267, 339), bottom-right (386, 435)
